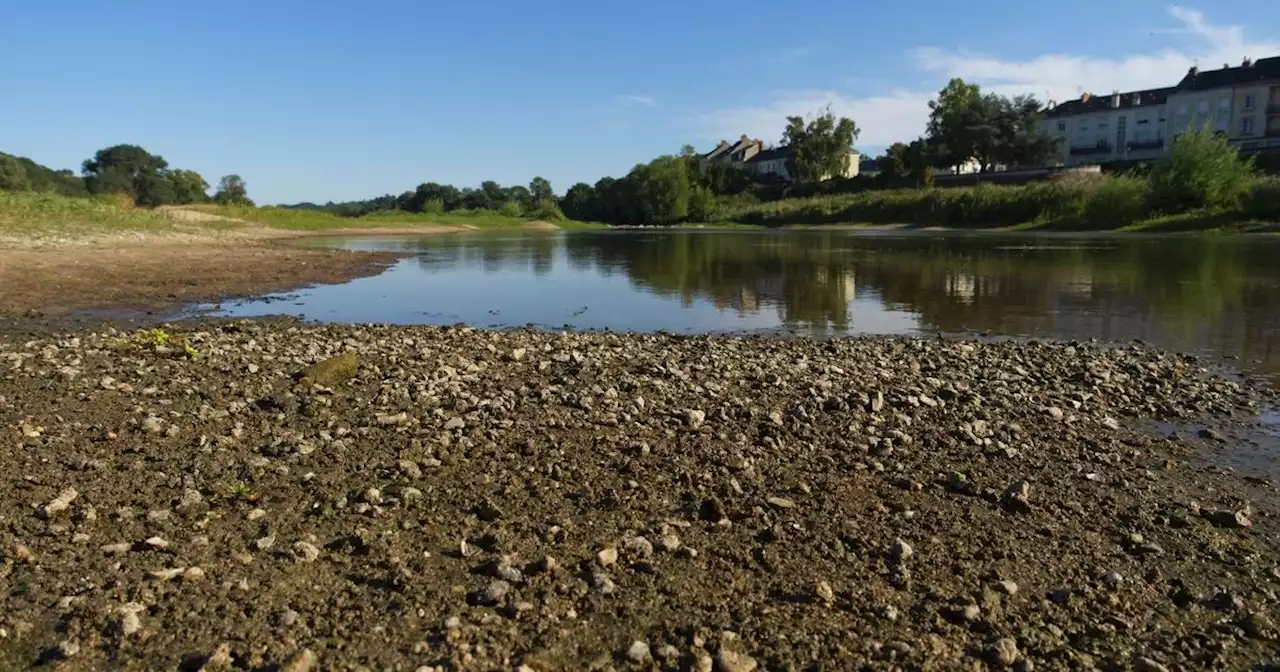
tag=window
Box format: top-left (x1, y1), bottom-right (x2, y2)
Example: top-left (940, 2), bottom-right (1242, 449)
top-left (1098, 120), bottom-right (1109, 130)
top-left (1243, 117), bottom-right (1254, 134)
top-left (1057, 121), bottom-right (1066, 132)
top-left (1245, 94), bottom-right (1256, 109)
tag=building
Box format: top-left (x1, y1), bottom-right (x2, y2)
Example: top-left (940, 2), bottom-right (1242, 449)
top-left (1040, 55), bottom-right (1280, 167)
top-left (1041, 88), bottom-right (1175, 167)
top-left (702, 136), bottom-right (860, 183)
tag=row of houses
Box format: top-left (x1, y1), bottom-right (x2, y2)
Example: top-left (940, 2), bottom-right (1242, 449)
top-left (700, 135), bottom-right (861, 182)
top-left (1041, 55), bottom-right (1280, 167)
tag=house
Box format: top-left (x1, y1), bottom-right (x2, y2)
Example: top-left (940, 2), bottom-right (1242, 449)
top-left (1038, 54), bottom-right (1280, 167)
top-left (1041, 87), bottom-right (1176, 167)
top-left (702, 135), bottom-right (764, 167)
top-left (702, 136), bottom-right (860, 183)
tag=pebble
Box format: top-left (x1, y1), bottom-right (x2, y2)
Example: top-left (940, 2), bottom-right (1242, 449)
top-left (117, 603), bottom-right (145, 636)
top-left (281, 648), bottom-right (317, 672)
top-left (597, 547), bottom-right (619, 567)
top-left (814, 580), bottom-right (835, 604)
top-left (444, 417), bottom-right (465, 431)
top-left (987, 638), bottom-right (1019, 666)
top-left (247, 508), bottom-right (267, 521)
top-left (713, 650), bottom-right (758, 672)
top-left (255, 535), bottom-right (276, 551)
top-left (994, 580), bottom-right (1019, 595)
top-left (1133, 656), bottom-right (1170, 672)
top-left (1210, 509), bottom-right (1253, 529)
top-left (292, 541), bottom-right (321, 563)
top-left (888, 538), bottom-right (913, 564)
top-left (149, 567), bottom-right (187, 581)
top-left (41, 487), bottom-right (78, 518)
top-left (144, 536), bottom-right (169, 549)
top-left (142, 416), bottom-right (164, 434)
top-left (766, 496), bottom-right (795, 509)
top-left (472, 580), bottom-right (510, 606)
top-left (625, 640), bottom-right (651, 663)
top-left (622, 535), bottom-right (654, 559)
top-left (685, 409), bottom-right (706, 429)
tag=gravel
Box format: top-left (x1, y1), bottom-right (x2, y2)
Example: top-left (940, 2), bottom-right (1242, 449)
top-left (0, 322), bottom-right (1275, 669)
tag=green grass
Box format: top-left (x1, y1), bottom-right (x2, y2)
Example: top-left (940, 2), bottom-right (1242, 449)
top-left (0, 190), bottom-right (175, 235)
top-left (198, 205), bottom-right (596, 231)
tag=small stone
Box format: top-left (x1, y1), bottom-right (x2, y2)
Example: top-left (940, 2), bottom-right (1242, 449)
top-left (444, 417), bottom-right (465, 431)
top-left (685, 409), bottom-right (706, 429)
top-left (255, 536), bottom-right (275, 551)
top-left (142, 416), bottom-right (164, 434)
top-left (1003, 480), bottom-right (1032, 513)
top-left (41, 487), bottom-right (78, 518)
top-left (960, 604), bottom-right (982, 622)
top-left (471, 580), bottom-right (510, 606)
top-left (511, 348), bottom-right (527, 362)
top-left (117, 603), bottom-right (145, 636)
top-left (184, 567), bottom-right (206, 582)
top-left (1046, 407), bottom-right (1064, 420)
top-left (149, 567), bottom-right (186, 582)
top-left (713, 649), bottom-right (758, 672)
top-left (247, 508), bottom-right (267, 521)
top-left (1102, 416), bottom-right (1120, 430)
top-left (56, 639), bottom-right (80, 658)
top-left (363, 488), bottom-right (383, 505)
top-left (398, 459), bottom-right (422, 479)
top-left (597, 547), bottom-right (619, 567)
top-left (994, 580), bottom-right (1019, 595)
top-left (1133, 656), bottom-right (1170, 672)
top-left (766, 497), bottom-right (795, 509)
top-left (625, 640), bottom-right (652, 663)
top-left (376, 412), bottom-right (408, 426)
top-left (814, 580), bottom-right (835, 604)
top-left (101, 542), bottom-right (131, 554)
top-left (888, 538), bottom-right (913, 564)
top-left (247, 363), bottom-right (260, 374)
top-left (292, 541), bottom-right (321, 563)
top-left (1103, 571), bottom-right (1124, 588)
top-left (1210, 509), bottom-right (1253, 529)
top-left (144, 536), bottom-right (169, 549)
top-left (204, 642), bottom-right (234, 670)
top-left (622, 536), bottom-right (654, 559)
top-left (988, 638), bottom-right (1019, 666)
top-left (281, 648), bottom-right (317, 672)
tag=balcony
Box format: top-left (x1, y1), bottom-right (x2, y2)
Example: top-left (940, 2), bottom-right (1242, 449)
top-left (1126, 139), bottom-right (1164, 151)
top-left (1069, 144), bottom-right (1113, 156)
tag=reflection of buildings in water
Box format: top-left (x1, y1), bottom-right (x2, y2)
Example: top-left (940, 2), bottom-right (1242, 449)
top-left (710, 287), bottom-right (761, 315)
top-left (945, 273), bottom-right (977, 304)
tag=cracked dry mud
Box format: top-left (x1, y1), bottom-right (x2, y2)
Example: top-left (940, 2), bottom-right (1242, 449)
top-left (1, 323), bottom-right (1278, 670)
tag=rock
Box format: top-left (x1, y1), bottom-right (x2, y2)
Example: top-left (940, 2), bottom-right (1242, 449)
top-left (444, 417), bottom-right (466, 431)
top-left (1103, 571), bottom-right (1124, 588)
top-left (471, 580), bottom-right (510, 606)
top-left (292, 541), bottom-right (321, 563)
top-left (766, 496), bottom-right (795, 509)
top-left (1102, 416), bottom-right (1120, 430)
top-left (281, 648), bottom-right (318, 672)
top-left (814, 580), bottom-right (835, 604)
top-left (1240, 611), bottom-right (1275, 640)
top-left (184, 567), bottom-right (206, 581)
top-left (994, 580), bottom-right (1019, 595)
top-left (376, 412), bottom-right (408, 426)
top-left (397, 459), bottom-right (422, 479)
top-left (987, 638), bottom-right (1019, 666)
top-left (41, 487), bottom-right (78, 518)
top-left (55, 639), bottom-right (80, 659)
top-left (1133, 656), bottom-right (1170, 672)
top-left (888, 538), bottom-right (913, 564)
top-left (625, 640), bottom-right (651, 663)
top-left (295, 353), bottom-right (357, 387)
top-left (1046, 407), bottom-right (1064, 420)
top-left (685, 409), bottom-right (706, 429)
top-left (1003, 480), bottom-right (1032, 513)
top-left (870, 391), bottom-right (885, 413)
top-left (202, 642), bottom-right (234, 670)
top-left (1198, 427), bottom-right (1225, 442)
top-left (142, 416), bottom-right (164, 434)
top-left (511, 348), bottom-right (527, 362)
top-left (713, 650), bottom-right (758, 672)
top-left (117, 603), bottom-right (145, 636)
top-left (622, 536), bottom-right (654, 559)
top-left (255, 536), bottom-right (276, 551)
top-left (1209, 509), bottom-right (1253, 529)
top-left (149, 567), bottom-right (186, 581)
top-left (597, 547), bottom-right (619, 567)
top-left (700, 497), bottom-right (727, 522)
top-left (144, 536), bottom-right (169, 549)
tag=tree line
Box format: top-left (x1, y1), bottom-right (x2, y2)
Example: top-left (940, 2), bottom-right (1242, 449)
top-left (0, 144), bottom-right (252, 207)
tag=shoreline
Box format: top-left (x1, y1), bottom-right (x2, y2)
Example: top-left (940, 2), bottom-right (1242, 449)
top-left (0, 324), bottom-right (1276, 669)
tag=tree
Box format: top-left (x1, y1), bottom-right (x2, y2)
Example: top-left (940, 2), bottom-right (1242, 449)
top-left (82, 144), bottom-right (169, 196)
top-left (0, 155), bottom-right (32, 191)
top-left (1147, 125), bottom-right (1256, 213)
top-left (680, 145), bottom-right (698, 158)
top-left (213, 174), bottom-right (253, 206)
top-left (560, 182), bottom-right (596, 221)
top-left (529, 176), bottom-right (554, 202)
top-left (479, 181), bottom-right (505, 210)
top-left (134, 172), bottom-right (177, 207)
top-left (166, 169), bottom-right (210, 204)
top-left (927, 79), bottom-right (1055, 171)
top-left (927, 78), bottom-right (982, 170)
top-left (782, 108), bottom-right (860, 183)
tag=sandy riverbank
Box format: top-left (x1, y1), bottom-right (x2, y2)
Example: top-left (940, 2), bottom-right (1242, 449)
top-left (0, 323), bottom-right (1276, 669)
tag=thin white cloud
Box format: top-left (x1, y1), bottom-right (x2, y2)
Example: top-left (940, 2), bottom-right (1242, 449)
top-left (616, 94), bottom-right (658, 108)
top-left (698, 6), bottom-right (1279, 154)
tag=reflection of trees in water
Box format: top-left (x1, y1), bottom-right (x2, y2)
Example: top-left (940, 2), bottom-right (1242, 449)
top-left (564, 233), bottom-right (857, 330)
top-left (399, 232), bottom-right (1280, 383)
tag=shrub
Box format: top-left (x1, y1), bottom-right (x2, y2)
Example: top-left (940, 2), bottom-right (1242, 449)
top-left (526, 198), bottom-right (566, 221)
top-left (498, 201), bottom-right (523, 218)
top-left (1242, 177), bottom-right (1280, 222)
top-left (422, 198), bottom-right (445, 215)
top-left (1082, 176), bottom-right (1148, 228)
top-left (1147, 126), bottom-right (1255, 213)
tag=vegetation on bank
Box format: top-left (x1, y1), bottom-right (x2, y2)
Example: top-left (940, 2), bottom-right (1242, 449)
top-left (718, 129), bottom-right (1280, 231)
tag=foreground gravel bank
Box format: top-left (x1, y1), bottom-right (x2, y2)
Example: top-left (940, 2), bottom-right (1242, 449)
top-left (1, 323), bottom-right (1277, 670)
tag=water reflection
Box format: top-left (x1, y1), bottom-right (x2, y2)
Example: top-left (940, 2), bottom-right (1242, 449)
top-left (233, 231), bottom-right (1280, 385)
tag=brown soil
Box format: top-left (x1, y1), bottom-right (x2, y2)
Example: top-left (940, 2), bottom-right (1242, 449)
top-left (0, 241), bottom-right (401, 325)
top-left (0, 325), bottom-right (1277, 670)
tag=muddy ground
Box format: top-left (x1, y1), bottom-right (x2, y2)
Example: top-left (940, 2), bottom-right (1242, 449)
top-left (1, 322), bottom-right (1278, 670)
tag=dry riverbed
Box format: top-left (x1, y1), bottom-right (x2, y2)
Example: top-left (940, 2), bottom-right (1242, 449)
top-left (2, 325), bottom-right (1280, 670)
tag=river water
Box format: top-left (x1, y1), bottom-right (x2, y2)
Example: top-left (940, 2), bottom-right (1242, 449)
top-left (212, 230), bottom-right (1280, 388)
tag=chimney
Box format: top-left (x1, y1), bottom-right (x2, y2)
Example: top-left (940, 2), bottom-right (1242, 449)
top-left (1244, 57), bottom-right (1254, 67)
top-left (1189, 65), bottom-right (1199, 76)
top-left (1111, 91), bottom-right (1120, 108)
top-left (1224, 63), bottom-right (1230, 70)
top-left (1132, 92), bottom-right (1142, 105)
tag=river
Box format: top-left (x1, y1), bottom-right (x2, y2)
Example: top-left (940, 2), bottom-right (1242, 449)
top-left (212, 230), bottom-right (1280, 388)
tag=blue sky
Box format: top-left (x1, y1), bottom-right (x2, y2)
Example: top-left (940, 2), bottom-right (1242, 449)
top-left (2, 1), bottom-right (1278, 204)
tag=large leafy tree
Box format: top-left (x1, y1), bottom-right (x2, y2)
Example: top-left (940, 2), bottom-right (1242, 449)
top-left (782, 108), bottom-right (860, 183)
top-left (926, 79), bottom-right (1056, 171)
top-left (0, 155), bottom-right (32, 191)
top-left (529, 176), bottom-right (554, 202)
top-left (166, 169), bottom-right (210, 204)
top-left (560, 182), bottom-right (596, 221)
top-left (213, 174), bottom-right (253, 206)
top-left (82, 144), bottom-right (169, 196)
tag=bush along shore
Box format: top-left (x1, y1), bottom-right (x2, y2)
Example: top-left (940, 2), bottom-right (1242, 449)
top-left (1, 322), bottom-right (1278, 669)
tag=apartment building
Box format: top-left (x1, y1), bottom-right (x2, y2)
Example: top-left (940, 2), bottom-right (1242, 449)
top-left (1040, 55), bottom-right (1280, 166)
